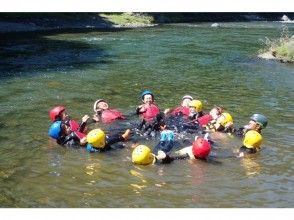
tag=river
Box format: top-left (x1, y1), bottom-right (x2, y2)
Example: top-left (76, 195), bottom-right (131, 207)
top-left (0, 22), bottom-right (293, 208)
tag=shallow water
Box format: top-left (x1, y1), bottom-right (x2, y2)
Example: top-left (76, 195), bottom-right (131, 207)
top-left (0, 22), bottom-right (293, 207)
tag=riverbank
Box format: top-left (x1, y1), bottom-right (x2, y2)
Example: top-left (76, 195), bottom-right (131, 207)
top-left (259, 36), bottom-right (294, 63)
top-left (1, 13), bottom-right (293, 33)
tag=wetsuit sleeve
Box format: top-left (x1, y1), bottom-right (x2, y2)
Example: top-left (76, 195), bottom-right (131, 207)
top-left (153, 141), bottom-right (174, 154)
top-left (156, 153), bottom-right (189, 164)
top-left (239, 146), bottom-right (257, 154)
top-left (105, 133), bottom-right (125, 146)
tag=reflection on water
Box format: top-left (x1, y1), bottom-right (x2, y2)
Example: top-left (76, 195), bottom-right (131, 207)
top-left (0, 22), bottom-right (293, 207)
top-left (240, 156), bottom-right (262, 177)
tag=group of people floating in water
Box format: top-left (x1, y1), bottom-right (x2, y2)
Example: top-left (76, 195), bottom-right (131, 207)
top-left (48, 90), bottom-right (268, 165)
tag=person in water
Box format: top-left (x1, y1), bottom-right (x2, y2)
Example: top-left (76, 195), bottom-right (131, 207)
top-left (152, 120), bottom-right (175, 155)
top-left (237, 114), bottom-right (268, 156)
top-left (48, 115), bottom-right (90, 148)
top-left (48, 106), bottom-right (90, 147)
top-left (205, 112), bottom-right (234, 133)
top-left (188, 100), bottom-right (205, 120)
top-left (136, 90), bottom-right (160, 122)
top-left (164, 95), bottom-right (193, 118)
top-left (196, 105), bottom-right (224, 127)
top-left (136, 90), bottom-right (161, 135)
top-left (131, 135), bottom-right (211, 165)
top-left (174, 135), bottom-right (212, 160)
top-left (92, 99), bottom-right (125, 124)
top-left (86, 128), bottom-right (131, 153)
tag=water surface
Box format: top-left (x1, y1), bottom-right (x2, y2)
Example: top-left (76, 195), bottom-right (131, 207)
top-left (0, 22), bottom-right (293, 207)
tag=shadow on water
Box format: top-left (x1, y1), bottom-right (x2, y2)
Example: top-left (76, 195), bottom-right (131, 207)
top-left (0, 13), bottom-right (131, 79)
top-left (0, 31), bottom-right (118, 79)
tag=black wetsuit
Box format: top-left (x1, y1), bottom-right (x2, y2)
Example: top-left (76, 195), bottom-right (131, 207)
top-left (86, 133), bottom-right (125, 153)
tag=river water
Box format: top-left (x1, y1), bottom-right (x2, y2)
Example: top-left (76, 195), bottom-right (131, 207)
top-left (0, 22), bottom-right (293, 208)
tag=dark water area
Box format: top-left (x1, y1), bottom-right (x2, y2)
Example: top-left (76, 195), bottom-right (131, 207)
top-left (0, 22), bottom-right (293, 207)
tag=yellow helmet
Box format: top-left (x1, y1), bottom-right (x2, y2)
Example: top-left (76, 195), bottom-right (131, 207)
top-left (132, 145), bottom-right (155, 165)
top-left (243, 130), bottom-right (263, 149)
top-left (189, 100), bottom-right (203, 112)
top-left (86, 129), bottom-right (106, 148)
top-left (216, 112), bottom-right (233, 127)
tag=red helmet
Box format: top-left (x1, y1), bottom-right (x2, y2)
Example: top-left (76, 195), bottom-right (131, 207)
top-left (192, 137), bottom-right (211, 159)
top-left (49, 106), bottom-right (65, 122)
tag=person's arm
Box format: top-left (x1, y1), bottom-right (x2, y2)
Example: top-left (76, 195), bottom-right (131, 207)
top-left (174, 146), bottom-right (194, 159)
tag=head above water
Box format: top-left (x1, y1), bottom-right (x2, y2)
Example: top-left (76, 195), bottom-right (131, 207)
top-left (49, 106), bottom-right (67, 122)
top-left (93, 99), bottom-right (109, 112)
top-left (209, 105), bottom-right (224, 120)
top-left (132, 145), bottom-right (155, 165)
top-left (250, 114), bottom-right (268, 129)
top-left (141, 90), bottom-right (154, 104)
top-left (86, 129), bottom-right (106, 148)
top-left (216, 112), bottom-right (233, 128)
top-left (192, 137), bottom-right (211, 159)
top-left (181, 95), bottom-right (193, 107)
top-left (189, 100), bottom-right (203, 113)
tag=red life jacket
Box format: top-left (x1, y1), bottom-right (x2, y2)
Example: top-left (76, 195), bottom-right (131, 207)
top-left (69, 120), bottom-right (86, 140)
top-left (101, 108), bottom-right (125, 124)
top-left (197, 114), bottom-right (213, 126)
top-left (142, 104), bottom-right (160, 122)
top-left (171, 106), bottom-right (190, 117)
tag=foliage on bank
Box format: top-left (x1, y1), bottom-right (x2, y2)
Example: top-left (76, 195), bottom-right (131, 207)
top-left (259, 26), bottom-right (294, 63)
top-left (99, 13), bottom-right (154, 27)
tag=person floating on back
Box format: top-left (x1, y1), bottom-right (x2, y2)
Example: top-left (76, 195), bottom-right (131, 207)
top-left (164, 95), bottom-right (193, 118)
top-left (86, 128), bottom-right (131, 153)
top-left (92, 99), bottom-right (125, 124)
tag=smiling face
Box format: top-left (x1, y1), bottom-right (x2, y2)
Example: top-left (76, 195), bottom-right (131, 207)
top-left (245, 120), bottom-right (260, 131)
top-left (143, 94), bottom-right (153, 105)
top-left (182, 98), bottom-right (192, 107)
top-left (96, 101), bottom-right (109, 111)
top-left (60, 110), bottom-right (69, 121)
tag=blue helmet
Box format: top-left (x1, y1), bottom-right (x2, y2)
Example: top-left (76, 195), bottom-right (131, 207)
top-left (250, 114), bottom-right (268, 129)
top-left (141, 90), bottom-right (154, 100)
top-left (48, 121), bottom-right (62, 139)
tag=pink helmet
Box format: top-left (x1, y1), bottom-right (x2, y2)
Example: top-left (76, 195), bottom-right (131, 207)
top-left (49, 106), bottom-right (65, 122)
top-left (192, 137), bottom-right (211, 159)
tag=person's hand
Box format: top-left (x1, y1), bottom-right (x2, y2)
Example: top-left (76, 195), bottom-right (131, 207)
top-left (80, 137), bottom-right (87, 145)
top-left (82, 115), bottom-right (90, 123)
top-left (92, 114), bottom-right (99, 122)
top-left (137, 104), bottom-right (146, 113)
top-left (164, 108), bottom-right (170, 115)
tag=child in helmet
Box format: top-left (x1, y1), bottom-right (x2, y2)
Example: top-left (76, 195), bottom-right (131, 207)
top-left (136, 90), bottom-right (160, 122)
top-left (86, 128), bottom-right (131, 153)
top-left (164, 95), bottom-right (193, 118)
top-left (92, 99), bottom-right (125, 124)
top-left (178, 104), bottom-right (219, 134)
top-left (152, 121), bottom-right (175, 155)
top-left (205, 112), bottom-right (234, 133)
top-left (197, 105), bottom-right (224, 127)
top-left (48, 117), bottom-right (89, 148)
top-left (188, 100), bottom-right (205, 120)
top-left (131, 144), bottom-right (189, 165)
top-left (174, 135), bottom-right (212, 160)
top-left (136, 90), bottom-right (161, 134)
top-left (49, 105), bottom-right (89, 137)
top-left (237, 114), bottom-right (268, 156)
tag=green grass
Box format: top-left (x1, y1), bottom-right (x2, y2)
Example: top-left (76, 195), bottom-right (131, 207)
top-left (274, 40), bottom-right (294, 62)
top-left (99, 13), bottom-right (154, 26)
top-left (260, 25), bottom-right (294, 63)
